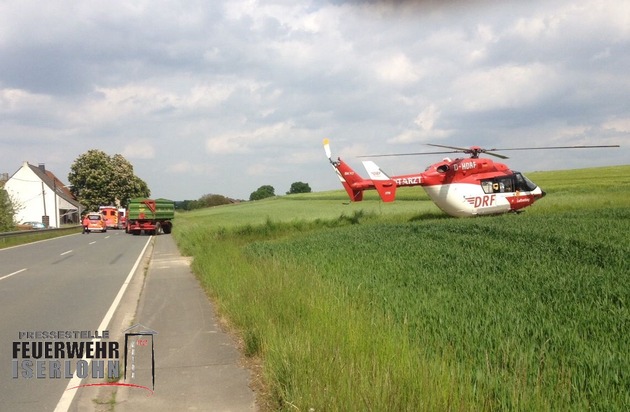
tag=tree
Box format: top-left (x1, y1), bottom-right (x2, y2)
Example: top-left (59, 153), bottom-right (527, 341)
top-left (68, 150), bottom-right (150, 212)
top-left (287, 181), bottom-right (312, 195)
top-left (175, 194), bottom-right (234, 211)
top-left (199, 194), bottom-right (232, 207)
top-left (175, 200), bottom-right (201, 211)
top-left (249, 185), bottom-right (275, 201)
top-left (0, 188), bottom-right (17, 232)
top-left (110, 154), bottom-right (150, 206)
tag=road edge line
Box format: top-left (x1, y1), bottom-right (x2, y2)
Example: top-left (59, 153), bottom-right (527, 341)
top-left (53, 236), bottom-right (153, 412)
top-left (0, 268), bottom-right (27, 281)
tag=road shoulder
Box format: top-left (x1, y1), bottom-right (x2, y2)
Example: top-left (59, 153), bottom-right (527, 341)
top-left (72, 234), bottom-right (257, 411)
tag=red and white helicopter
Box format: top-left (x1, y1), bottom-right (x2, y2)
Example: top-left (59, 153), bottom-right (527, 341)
top-left (323, 138), bottom-right (619, 217)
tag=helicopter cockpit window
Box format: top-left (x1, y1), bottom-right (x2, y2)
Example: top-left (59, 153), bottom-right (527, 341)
top-left (513, 172), bottom-right (538, 191)
top-left (481, 181), bottom-right (494, 194)
top-left (481, 177), bottom-right (515, 194)
top-left (480, 174), bottom-right (538, 194)
top-left (437, 164), bottom-right (449, 173)
top-left (500, 178), bottom-right (514, 192)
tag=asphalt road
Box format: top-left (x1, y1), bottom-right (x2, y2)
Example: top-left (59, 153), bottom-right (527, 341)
top-left (0, 231), bottom-right (151, 412)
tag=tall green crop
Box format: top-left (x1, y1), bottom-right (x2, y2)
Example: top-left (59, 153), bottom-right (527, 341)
top-left (174, 165), bottom-right (630, 411)
top-left (245, 208), bottom-right (629, 410)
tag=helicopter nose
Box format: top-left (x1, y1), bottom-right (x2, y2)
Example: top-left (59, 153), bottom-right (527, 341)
top-left (540, 189), bottom-right (546, 198)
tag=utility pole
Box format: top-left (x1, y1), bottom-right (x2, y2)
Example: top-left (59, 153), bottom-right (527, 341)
top-left (41, 181), bottom-right (48, 227)
top-left (41, 182), bottom-right (47, 215)
top-left (54, 180), bottom-right (58, 227)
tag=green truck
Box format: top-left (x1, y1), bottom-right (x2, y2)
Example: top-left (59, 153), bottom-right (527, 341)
top-left (126, 198), bottom-right (174, 235)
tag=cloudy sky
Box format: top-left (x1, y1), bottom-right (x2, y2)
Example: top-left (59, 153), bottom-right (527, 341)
top-left (1, 0), bottom-right (628, 200)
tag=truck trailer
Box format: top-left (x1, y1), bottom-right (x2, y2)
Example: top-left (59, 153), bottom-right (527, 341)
top-left (126, 198), bottom-right (174, 235)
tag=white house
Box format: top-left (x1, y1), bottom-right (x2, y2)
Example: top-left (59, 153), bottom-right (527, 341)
top-left (4, 162), bottom-right (83, 228)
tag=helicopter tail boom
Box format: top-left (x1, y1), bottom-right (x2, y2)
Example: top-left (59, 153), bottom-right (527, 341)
top-left (324, 139), bottom-right (398, 202)
top-left (331, 158), bottom-right (368, 201)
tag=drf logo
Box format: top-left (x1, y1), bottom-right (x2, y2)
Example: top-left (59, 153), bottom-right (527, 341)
top-left (466, 194), bottom-right (496, 208)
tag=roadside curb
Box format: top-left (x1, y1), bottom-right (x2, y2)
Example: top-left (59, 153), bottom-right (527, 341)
top-left (114, 235), bottom-right (256, 411)
top-left (69, 237), bottom-right (154, 411)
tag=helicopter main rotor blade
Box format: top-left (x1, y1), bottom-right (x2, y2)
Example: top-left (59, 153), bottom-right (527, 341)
top-left (358, 143), bottom-right (619, 159)
top-left (426, 143), bottom-right (510, 158)
top-left (488, 145), bottom-right (620, 151)
top-left (426, 143), bottom-right (470, 151)
top-left (482, 151), bottom-right (510, 159)
top-left (358, 150), bottom-right (462, 158)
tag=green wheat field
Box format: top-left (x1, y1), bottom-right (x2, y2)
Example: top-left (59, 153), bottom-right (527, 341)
top-left (173, 165), bottom-right (630, 411)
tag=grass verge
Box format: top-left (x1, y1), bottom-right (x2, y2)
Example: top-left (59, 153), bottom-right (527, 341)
top-left (173, 165), bottom-right (630, 411)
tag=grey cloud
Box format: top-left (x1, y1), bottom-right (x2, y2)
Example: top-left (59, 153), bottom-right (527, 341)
top-left (0, 0), bottom-right (628, 200)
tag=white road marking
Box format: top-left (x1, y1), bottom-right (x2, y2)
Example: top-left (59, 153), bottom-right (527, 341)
top-left (60, 250), bottom-right (73, 256)
top-left (0, 268), bottom-right (27, 281)
top-left (53, 236), bottom-right (152, 412)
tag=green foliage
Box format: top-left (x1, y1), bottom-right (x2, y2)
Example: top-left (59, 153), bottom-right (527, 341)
top-left (176, 194), bottom-right (234, 211)
top-left (249, 185), bottom-right (275, 201)
top-left (68, 150), bottom-right (150, 211)
top-left (173, 165), bottom-right (630, 411)
top-left (0, 188), bottom-right (17, 232)
top-left (110, 154), bottom-right (150, 206)
top-left (286, 181), bottom-right (311, 195)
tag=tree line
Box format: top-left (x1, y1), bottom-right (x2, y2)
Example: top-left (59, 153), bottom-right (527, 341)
top-left (176, 182), bottom-right (312, 211)
top-left (1, 149), bottom-right (313, 228)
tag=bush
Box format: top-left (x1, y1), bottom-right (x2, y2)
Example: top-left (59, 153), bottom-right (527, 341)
top-left (249, 185), bottom-right (275, 201)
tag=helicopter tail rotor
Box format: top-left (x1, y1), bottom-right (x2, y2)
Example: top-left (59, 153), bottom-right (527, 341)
top-left (323, 138), bottom-right (333, 162)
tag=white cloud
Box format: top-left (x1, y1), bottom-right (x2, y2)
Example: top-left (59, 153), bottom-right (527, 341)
top-left (285, 150), bottom-right (321, 165)
top-left (1, 0), bottom-right (629, 200)
top-left (602, 117), bottom-right (630, 133)
top-left (206, 135), bottom-right (250, 155)
top-left (510, 0), bottom-right (630, 42)
top-left (374, 53), bottom-right (422, 85)
top-left (205, 122), bottom-right (296, 155)
top-left (122, 139), bottom-right (156, 160)
top-left (167, 161), bottom-right (217, 175)
top-left (0, 88), bottom-right (51, 111)
top-left (385, 104), bottom-right (453, 144)
top-left (387, 128), bottom-right (453, 145)
top-left (246, 162), bottom-right (280, 177)
top-left (452, 63), bottom-right (562, 112)
top-left (414, 104), bottom-right (439, 131)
